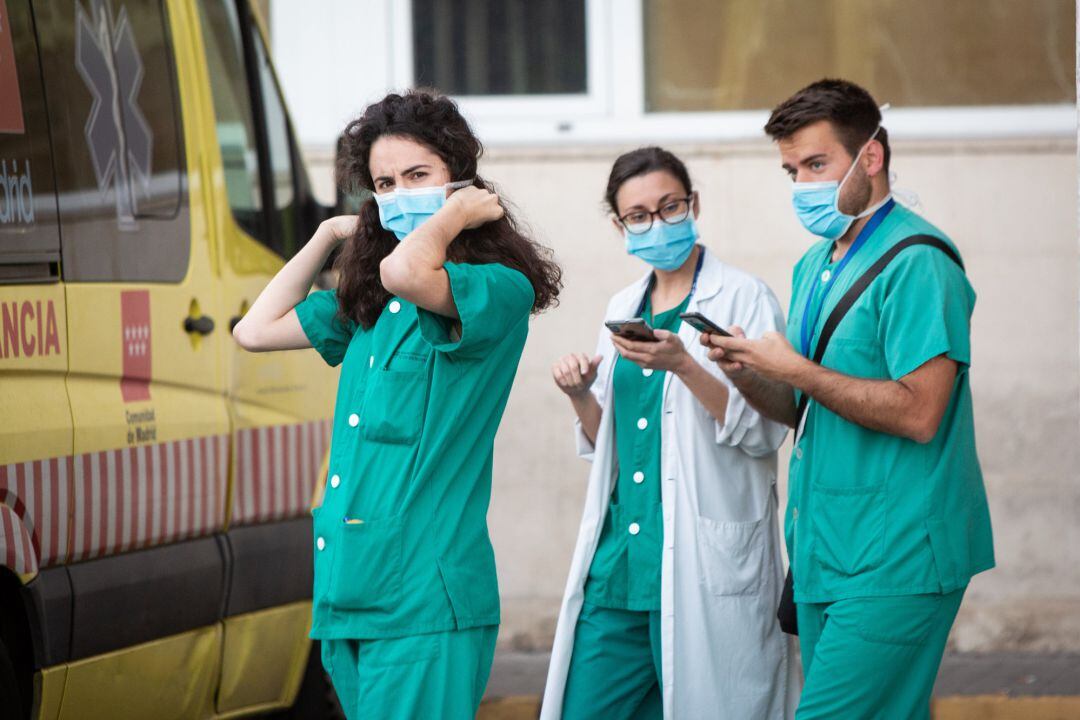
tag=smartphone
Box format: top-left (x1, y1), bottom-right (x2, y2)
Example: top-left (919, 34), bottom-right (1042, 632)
top-left (605, 318), bottom-right (658, 342)
top-left (679, 311), bottom-right (732, 337)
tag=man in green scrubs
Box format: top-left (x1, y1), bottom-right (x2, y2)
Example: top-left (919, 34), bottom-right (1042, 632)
top-left (296, 260), bottom-right (534, 718)
top-left (562, 293), bottom-right (690, 718)
top-left (703, 79), bottom-right (994, 718)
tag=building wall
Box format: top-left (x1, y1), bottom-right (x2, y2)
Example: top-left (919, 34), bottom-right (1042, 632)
top-left (303, 135), bottom-right (1080, 652)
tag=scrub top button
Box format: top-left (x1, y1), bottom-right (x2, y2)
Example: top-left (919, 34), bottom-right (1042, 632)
top-left (330, 474), bottom-right (340, 489)
top-left (628, 522), bottom-right (641, 536)
top-left (633, 471), bottom-right (645, 484)
top-left (795, 447), bottom-right (803, 460)
top-left (316, 537), bottom-right (326, 551)
top-left (369, 356), bottom-right (375, 368)
top-left (637, 418), bottom-right (648, 430)
top-left (348, 413), bottom-right (360, 427)
top-left (642, 368), bottom-right (654, 377)
top-left (821, 269), bottom-right (832, 283)
top-left (389, 300), bottom-right (401, 314)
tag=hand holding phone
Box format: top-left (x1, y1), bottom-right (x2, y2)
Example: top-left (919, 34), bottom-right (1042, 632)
top-left (679, 311), bottom-right (732, 337)
top-left (605, 318), bottom-right (658, 342)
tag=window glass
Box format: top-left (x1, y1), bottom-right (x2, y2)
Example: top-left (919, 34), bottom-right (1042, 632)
top-left (412, 0), bottom-right (587, 95)
top-left (644, 0), bottom-right (1075, 112)
top-left (34, 0), bottom-right (188, 282)
top-left (197, 0), bottom-right (265, 242)
top-left (251, 25), bottom-right (297, 257)
top-left (0, 0), bottom-right (60, 283)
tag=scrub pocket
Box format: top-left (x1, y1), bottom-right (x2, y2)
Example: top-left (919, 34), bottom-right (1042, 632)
top-left (811, 481), bottom-right (886, 577)
top-left (361, 632), bottom-right (441, 667)
top-left (361, 370), bottom-right (428, 444)
top-left (855, 593), bottom-right (944, 646)
top-left (326, 515), bottom-right (404, 612)
top-left (696, 513), bottom-right (767, 596)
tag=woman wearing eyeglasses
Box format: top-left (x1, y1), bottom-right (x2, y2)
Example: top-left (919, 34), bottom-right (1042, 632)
top-left (541, 147), bottom-right (799, 719)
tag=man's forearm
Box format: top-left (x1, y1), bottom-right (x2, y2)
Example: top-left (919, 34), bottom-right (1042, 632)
top-left (789, 361), bottom-right (922, 440)
top-left (730, 370), bottom-right (798, 428)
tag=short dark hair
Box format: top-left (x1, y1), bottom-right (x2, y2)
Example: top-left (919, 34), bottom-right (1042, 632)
top-left (764, 79), bottom-right (890, 172)
top-left (604, 146), bottom-right (693, 216)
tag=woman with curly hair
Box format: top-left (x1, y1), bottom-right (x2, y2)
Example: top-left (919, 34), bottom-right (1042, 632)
top-left (233, 90), bottom-right (561, 719)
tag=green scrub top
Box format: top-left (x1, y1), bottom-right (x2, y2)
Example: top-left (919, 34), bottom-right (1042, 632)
top-left (585, 294), bottom-right (690, 611)
top-left (295, 262), bottom-right (534, 639)
top-left (785, 202), bottom-right (994, 604)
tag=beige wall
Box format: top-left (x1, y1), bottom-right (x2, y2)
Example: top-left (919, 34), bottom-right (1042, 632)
top-left (305, 136), bottom-right (1079, 652)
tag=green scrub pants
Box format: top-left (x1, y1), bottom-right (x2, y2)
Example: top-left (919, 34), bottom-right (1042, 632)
top-left (320, 625), bottom-right (497, 720)
top-left (796, 587), bottom-right (966, 719)
top-left (562, 603), bottom-right (663, 720)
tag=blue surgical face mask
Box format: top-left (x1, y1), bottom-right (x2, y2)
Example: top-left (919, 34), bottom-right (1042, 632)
top-left (791, 126), bottom-right (889, 240)
top-left (625, 216), bottom-right (699, 271)
top-left (373, 179), bottom-right (474, 241)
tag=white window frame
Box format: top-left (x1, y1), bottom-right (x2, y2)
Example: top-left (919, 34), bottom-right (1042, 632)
top-left (390, 0), bottom-right (1075, 146)
top-left (391, 0), bottom-right (611, 119)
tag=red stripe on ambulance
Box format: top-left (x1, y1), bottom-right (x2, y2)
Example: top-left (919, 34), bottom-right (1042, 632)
top-left (0, 420), bottom-right (330, 575)
top-left (231, 419), bottom-right (331, 526)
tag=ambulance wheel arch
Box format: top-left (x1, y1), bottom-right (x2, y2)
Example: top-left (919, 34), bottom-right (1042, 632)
top-left (0, 569), bottom-right (32, 720)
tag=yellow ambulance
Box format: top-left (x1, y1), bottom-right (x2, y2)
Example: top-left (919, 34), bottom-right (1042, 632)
top-left (0, 0), bottom-right (343, 717)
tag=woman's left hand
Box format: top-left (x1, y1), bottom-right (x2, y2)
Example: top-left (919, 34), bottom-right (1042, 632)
top-left (611, 329), bottom-right (691, 373)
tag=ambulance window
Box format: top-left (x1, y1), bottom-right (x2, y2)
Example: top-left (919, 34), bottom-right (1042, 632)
top-left (0, 0), bottom-right (61, 284)
top-left (197, 0), bottom-right (266, 241)
top-left (34, 0), bottom-right (190, 282)
top-left (250, 24), bottom-right (299, 258)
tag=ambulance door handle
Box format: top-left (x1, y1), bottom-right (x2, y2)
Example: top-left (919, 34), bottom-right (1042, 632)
top-left (184, 315), bottom-right (216, 336)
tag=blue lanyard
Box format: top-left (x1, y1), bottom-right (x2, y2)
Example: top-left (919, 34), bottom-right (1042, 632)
top-left (635, 245), bottom-right (706, 317)
top-left (799, 200), bottom-right (895, 357)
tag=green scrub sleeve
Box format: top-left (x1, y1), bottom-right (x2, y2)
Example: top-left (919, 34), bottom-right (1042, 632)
top-left (417, 262), bottom-right (534, 359)
top-left (294, 289), bottom-right (357, 367)
top-left (877, 245), bottom-right (974, 380)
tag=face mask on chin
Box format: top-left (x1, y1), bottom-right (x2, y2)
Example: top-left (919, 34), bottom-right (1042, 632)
top-left (790, 126), bottom-right (891, 241)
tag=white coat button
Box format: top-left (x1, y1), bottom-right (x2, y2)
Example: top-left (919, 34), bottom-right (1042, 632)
top-left (633, 471), bottom-right (644, 484)
top-left (821, 269), bottom-right (832, 283)
top-left (637, 418), bottom-right (648, 430)
top-left (316, 537), bottom-right (326, 551)
top-left (348, 413), bottom-right (360, 427)
top-left (389, 300), bottom-right (401, 314)
top-left (369, 355), bottom-right (375, 368)
top-left (628, 522), bottom-right (640, 536)
top-left (642, 368), bottom-right (654, 377)
top-left (330, 474), bottom-right (340, 489)
top-left (795, 447), bottom-right (803, 460)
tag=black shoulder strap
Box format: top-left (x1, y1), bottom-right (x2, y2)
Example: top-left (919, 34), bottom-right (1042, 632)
top-left (794, 234), bottom-right (965, 434)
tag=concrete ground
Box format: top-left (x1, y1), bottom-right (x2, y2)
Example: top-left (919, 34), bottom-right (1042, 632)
top-left (478, 651), bottom-right (1080, 719)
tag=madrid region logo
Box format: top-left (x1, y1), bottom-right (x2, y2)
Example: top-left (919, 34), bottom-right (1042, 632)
top-left (75, 0), bottom-right (152, 230)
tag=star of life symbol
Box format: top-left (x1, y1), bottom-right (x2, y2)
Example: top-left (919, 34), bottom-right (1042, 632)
top-left (75, 0), bottom-right (152, 230)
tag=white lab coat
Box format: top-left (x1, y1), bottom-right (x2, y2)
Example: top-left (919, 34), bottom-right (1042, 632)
top-left (542, 248), bottom-right (801, 719)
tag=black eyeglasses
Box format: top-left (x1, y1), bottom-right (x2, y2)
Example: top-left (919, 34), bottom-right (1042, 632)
top-left (618, 196), bottom-right (694, 234)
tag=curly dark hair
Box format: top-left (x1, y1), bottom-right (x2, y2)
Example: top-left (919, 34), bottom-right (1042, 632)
top-left (333, 90), bottom-right (562, 329)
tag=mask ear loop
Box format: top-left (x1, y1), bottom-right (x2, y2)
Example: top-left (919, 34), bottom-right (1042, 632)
top-left (833, 123), bottom-right (882, 214)
top-left (445, 178), bottom-right (476, 196)
top-left (875, 103), bottom-right (922, 209)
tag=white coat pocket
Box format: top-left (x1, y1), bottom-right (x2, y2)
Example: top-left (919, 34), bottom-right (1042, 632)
top-left (695, 514), bottom-right (767, 597)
